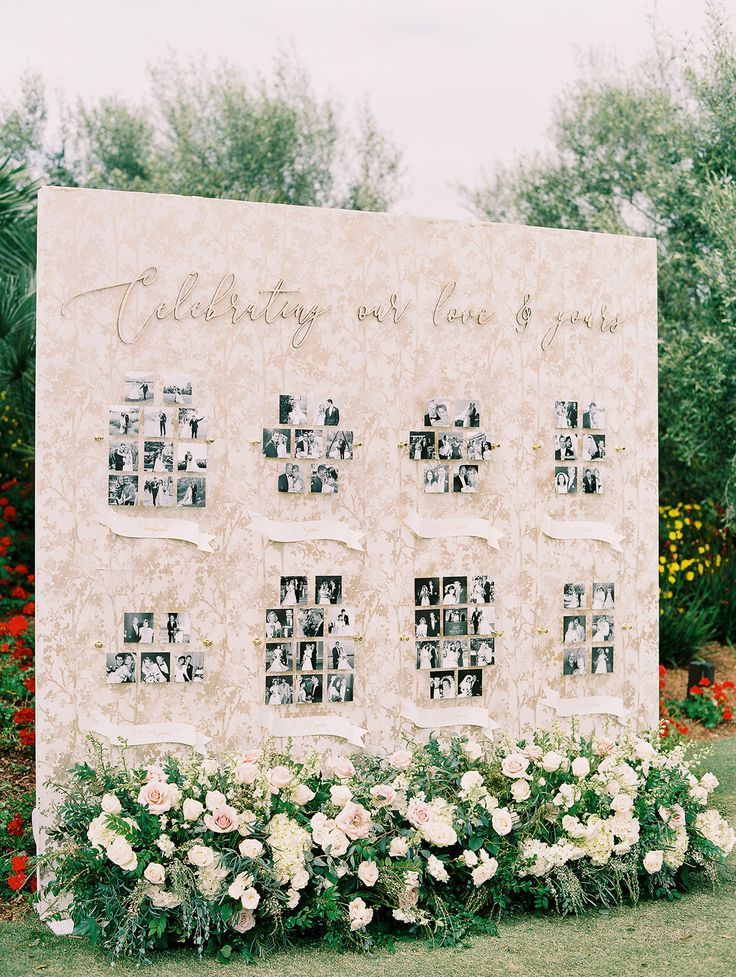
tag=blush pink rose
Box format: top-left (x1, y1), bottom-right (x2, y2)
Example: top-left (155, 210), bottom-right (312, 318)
top-left (143, 764), bottom-right (167, 783)
top-left (328, 756), bottom-right (356, 780)
top-left (204, 804), bottom-right (239, 833)
top-left (389, 749), bottom-right (414, 770)
top-left (501, 753), bottom-right (529, 778)
top-left (230, 908), bottom-right (256, 933)
top-left (235, 762), bottom-right (259, 785)
top-left (335, 801), bottom-right (373, 840)
top-left (241, 749), bottom-right (261, 764)
top-left (137, 780), bottom-right (178, 815)
top-left (406, 798), bottom-right (432, 827)
top-left (370, 784), bottom-right (397, 806)
top-left (266, 765), bottom-right (292, 793)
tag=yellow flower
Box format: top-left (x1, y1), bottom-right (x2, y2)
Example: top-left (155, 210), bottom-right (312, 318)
top-left (686, 571), bottom-right (694, 581)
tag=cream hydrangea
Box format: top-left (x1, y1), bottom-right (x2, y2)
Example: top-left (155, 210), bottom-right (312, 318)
top-left (695, 809), bottom-right (736, 855)
top-left (267, 813), bottom-right (312, 883)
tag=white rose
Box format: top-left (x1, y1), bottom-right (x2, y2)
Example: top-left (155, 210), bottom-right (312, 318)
top-left (541, 751), bottom-right (563, 773)
top-left (643, 850), bottom-right (664, 874)
top-left (427, 854), bottom-right (449, 882)
top-left (501, 753), bottom-right (529, 778)
top-left (328, 756), bottom-right (356, 779)
top-left (389, 836), bottom-right (409, 858)
top-left (492, 807), bottom-right (514, 836)
top-left (689, 784), bottom-right (708, 805)
top-left (87, 813), bottom-right (118, 850)
top-left (370, 784), bottom-right (398, 807)
top-left (524, 743), bottom-right (544, 761)
top-left (292, 783), bottom-right (316, 805)
top-left (511, 779), bottom-right (531, 803)
top-left (182, 798), bottom-right (204, 821)
top-left (357, 860), bottom-right (379, 887)
top-left (460, 770), bottom-right (484, 792)
top-left (286, 888), bottom-right (300, 909)
top-left (240, 887), bottom-right (261, 910)
top-left (571, 757), bottom-right (590, 779)
top-left (205, 790), bottom-right (227, 812)
top-left (291, 868), bottom-right (310, 890)
top-left (330, 784), bottom-right (353, 807)
top-left (593, 736), bottom-right (616, 756)
top-left (323, 828), bottom-right (349, 857)
top-left (238, 838), bottom-right (264, 859)
top-left (106, 836), bottom-right (138, 872)
top-left (633, 738), bottom-right (656, 762)
top-left (611, 793), bottom-right (634, 814)
top-left (137, 780), bottom-right (180, 815)
top-left (228, 872), bottom-right (253, 900)
top-left (464, 740), bottom-right (483, 762)
top-left (421, 820), bottom-right (457, 847)
top-left (348, 896), bottom-right (374, 931)
top-left (471, 853), bottom-right (498, 886)
top-left (700, 773), bottom-right (719, 792)
top-left (462, 848), bottom-right (479, 866)
top-left (143, 862), bottom-right (166, 885)
top-left (234, 762), bottom-right (259, 785)
top-left (101, 793), bottom-right (122, 815)
top-left (266, 765), bottom-right (292, 793)
top-left (188, 844), bottom-right (215, 868)
top-left (606, 779), bottom-right (621, 797)
top-left (389, 749), bottom-right (414, 770)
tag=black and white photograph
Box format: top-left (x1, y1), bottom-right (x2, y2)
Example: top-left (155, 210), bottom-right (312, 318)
top-left (327, 606), bottom-right (357, 636)
top-left (144, 440), bottom-right (174, 472)
top-left (296, 673), bottom-right (323, 703)
top-left (469, 576), bottom-right (494, 604)
top-left (453, 464), bottom-right (478, 492)
top-left (592, 646), bottom-right (614, 674)
top-left (563, 615), bottom-right (586, 643)
top-left (295, 607), bottom-right (324, 638)
top-left (554, 433), bottom-right (577, 461)
top-left (143, 476), bottom-right (174, 507)
top-left (424, 398), bottom-right (450, 427)
top-left (592, 614), bottom-right (615, 643)
top-left (315, 575), bottom-right (342, 604)
top-left (592, 583), bottom-right (615, 609)
top-left (176, 476), bottom-right (206, 507)
top-left (123, 612), bottom-right (155, 643)
top-left (280, 576), bottom-right (308, 605)
top-left (266, 675), bottom-right (293, 705)
top-left (174, 651), bottom-right (204, 682)
top-left (409, 432), bottom-right (435, 460)
top-left (310, 464), bottom-right (339, 494)
top-left (583, 402), bottom-right (606, 429)
top-left (266, 642), bottom-right (293, 672)
top-left (581, 467), bottom-right (604, 494)
top-left (416, 641), bottom-right (440, 669)
top-left (109, 406), bottom-right (140, 437)
top-left (582, 433), bottom-right (606, 461)
top-left (141, 652), bottom-right (171, 683)
top-left (325, 430), bottom-right (353, 460)
top-left (443, 607), bottom-right (468, 636)
top-left (326, 672), bottom-right (353, 702)
top-left (469, 605), bottom-right (495, 636)
top-left (294, 429), bottom-right (323, 459)
top-left (266, 608), bottom-right (294, 638)
top-left (315, 397), bottom-right (341, 426)
top-left (429, 670), bottom-right (456, 699)
top-left (437, 433), bottom-right (464, 460)
top-left (177, 443), bottom-right (207, 473)
top-left (424, 464), bottom-right (449, 493)
top-left (442, 639), bottom-right (469, 666)
top-left (296, 641), bottom-right (323, 671)
top-left (262, 428), bottom-right (291, 458)
top-left (563, 647), bottom-right (586, 676)
top-left (279, 394), bottom-right (309, 425)
top-left (563, 583), bottom-right (586, 609)
top-left (555, 400), bottom-right (578, 428)
top-left (442, 576), bottom-right (468, 604)
top-left (457, 668), bottom-right (483, 697)
top-left (454, 399), bottom-right (480, 428)
top-left (415, 609), bottom-right (440, 638)
top-left (277, 463), bottom-right (306, 493)
top-left (554, 466), bottom-right (577, 494)
top-left (106, 652), bottom-right (136, 684)
top-left (163, 377), bottom-right (193, 405)
top-left (144, 407), bottom-right (173, 437)
top-left (108, 474), bottom-right (138, 505)
top-left (108, 441), bottom-right (138, 472)
top-left (466, 432), bottom-right (493, 460)
top-left (161, 612), bottom-right (191, 644)
top-left (415, 576), bottom-right (440, 606)
top-left (326, 638), bottom-right (355, 670)
top-left (178, 408), bottom-right (207, 439)
top-left (470, 637), bottom-right (495, 666)
top-left (124, 372), bottom-right (154, 403)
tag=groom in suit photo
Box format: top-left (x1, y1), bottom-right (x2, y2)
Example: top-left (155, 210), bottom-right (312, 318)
top-left (323, 398), bottom-right (340, 425)
top-left (311, 464), bottom-right (327, 493)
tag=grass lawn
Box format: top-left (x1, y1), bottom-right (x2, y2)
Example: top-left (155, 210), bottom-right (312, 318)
top-left (1, 739), bottom-right (735, 977)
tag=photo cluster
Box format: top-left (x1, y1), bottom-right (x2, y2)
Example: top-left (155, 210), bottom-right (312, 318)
top-left (263, 395), bottom-right (354, 495)
top-left (108, 373), bottom-right (207, 508)
top-left (409, 399), bottom-right (493, 494)
top-left (554, 400), bottom-right (607, 496)
top-left (413, 575), bottom-right (496, 699)
top-left (561, 581), bottom-right (616, 676)
top-left (106, 611), bottom-right (204, 684)
top-left (264, 574), bottom-right (358, 705)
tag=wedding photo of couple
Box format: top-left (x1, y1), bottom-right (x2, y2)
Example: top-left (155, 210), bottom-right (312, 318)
top-left (263, 428), bottom-right (291, 457)
top-left (266, 642), bottom-right (293, 672)
top-left (141, 652), bottom-right (171, 683)
top-left (554, 466), bottom-right (578, 494)
top-left (279, 394), bottom-right (309, 425)
top-left (124, 372), bottom-right (154, 403)
top-left (174, 651), bottom-right (204, 682)
top-left (176, 476), bottom-right (206, 507)
top-left (315, 575), bottom-right (343, 604)
top-left (163, 377), bottom-right (193, 405)
top-left (177, 443), bottom-right (207, 472)
top-left (466, 433), bottom-right (494, 460)
top-left (582, 434), bottom-right (606, 461)
top-left (555, 400), bottom-right (578, 428)
top-left (554, 434), bottom-right (577, 461)
top-left (123, 612), bottom-right (155, 643)
top-left (266, 608), bottom-right (294, 638)
top-left (563, 583), bottom-right (586, 608)
top-left (265, 675), bottom-right (293, 704)
top-left (105, 652), bottom-right (136, 684)
top-left (178, 408), bottom-right (206, 439)
top-left (428, 667), bottom-right (482, 699)
top-left (562, 647), bottom-right (586, 675)
top-left (310, 464), bottom-right (339, 494)
top-left (563, 615), bottom-right (586, 644)
top-left (294, 430), bottom-right (323, 459)
top-left (423, 398), bottom-right (480, 428)
top-left (109, 441), bottom-right (138, 471)
top-left (581, 467), bottom-right (604, 494)
top-left (108, 474), bottom-right (138, 505)
top-left (277, 463), bottom-right (306, 493)
top-left (279, 576), bottom-right (308, 605)
top-left (143, 476), bottom-right (174, 507)
top-left (160, 612), bottom-right (191, 644)
top-left (109, 406), bottom-right (140, 437)
top-left (144, 440), bottom-right (174, 472)
top-left (326, 639), bottom-right (354, 670)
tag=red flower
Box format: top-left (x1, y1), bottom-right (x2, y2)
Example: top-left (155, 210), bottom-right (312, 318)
top-left (699, 677), bottom-right (711, 687)
top-left (4, 615), bottom-right (28, 636)
top-left (22, 676), bottom-right (35, 693)
top-left (11, 585), bottom-right (27, 600)
top-left (723, 709), bottom-right (733, 722)
top-left (7, 873), bottom-right (25, 891)
top-left (3, 505), bottom-right (16, 521)
top-left (12, 707), bottom-right (34, 725)
top-left (689, 686), bottom-right (704, 696)
top-left (659, 664), bottom-right (667, 677)
top-left (13, 565), bottom-right (28, 575)
top-left (6, 814), bottom-right (23, 837)
top-left (18, 728), bottom-right (34, 747)
top-left (22, 602), bottom-right (35, 616)
top-left (676, 724), bottom-right (689, 735)
top-left (723, 680), bottom-right (735, 690)
top-left (11, 855), bottom-right (28, 873)
top-left (0, 536), bottom-right (11, 546)
top-left (27, 574), bottom-right (34, 585)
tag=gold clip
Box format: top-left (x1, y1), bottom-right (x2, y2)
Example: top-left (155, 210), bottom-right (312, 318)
top-left (536, 627), bottom-right (549, 635)
top-left (621, 624), bottom-right (633, 631)
top-left (94, 641), bottom-right (103, 649)
top-left (532, 442), bottom-right (542, 450)
top-left (491, 442), bottom-right (501, 449)
top-left (202, 638), bottom-right (213, 648)
top-left (249, 439), bottom-right (261, 446)
top-left (206, 437), bottom-right (215, 444)
top-left (253, 638), bottom-right (263, 646)
top-left (398, 441), bottom-right (409, 449)
top-left (354, 441), bottom-right (363, 448)
top-left (353, 635), bottom-right (363, 642)
top-left (491, 630), bottom-right (503, 638)
top-left (94, 435), bottom-right (105, 442)
top-left (399, 635), bottom-right (411, 642)
top-left (615, 446), bottom-right (626, 452)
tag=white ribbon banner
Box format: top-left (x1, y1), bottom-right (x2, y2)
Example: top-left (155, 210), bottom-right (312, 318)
top-left (100, 511), bottom-right (215, 552)
top-left (540, 513), bottom-right (624, 552)
top-left (249, 513), bottom-right (365, 551)
top-left (400, 700), bottom-right (499, 739)
top-left (257, 708), bottom-right (367, 746)
top-left (404, 508), bottom-right (503, 550)
top-left (85, 716), bottom-right (212, 752)
top-left (540, 687), bottom-right (628, 719)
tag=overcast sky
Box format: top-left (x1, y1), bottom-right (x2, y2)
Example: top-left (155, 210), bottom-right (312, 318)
top-left (1, 0), bottom-right (731, 217)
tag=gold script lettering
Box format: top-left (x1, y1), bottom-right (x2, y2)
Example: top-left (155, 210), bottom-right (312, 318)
top-left (356, 293), bottom-right (410, 323)
top-left (432, 281), bottom-right (495, 326)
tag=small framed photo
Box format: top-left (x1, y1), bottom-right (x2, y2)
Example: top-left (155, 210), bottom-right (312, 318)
top-left (582, 434), bottom-right (606, 461)
top-left (315, 575), bottom-right (342, 604)
top-left (583, 403), bottom-right (606, 430)
top-left (454, 464), bottom-right (478, 492)
top-left (108, 474), bottom-right (138, 506)
top-left (266, 675), bottom-right (293, 705)
top-left (554, 434), bottom-right (577, 462)
top-left (174, 651), bottom-right (204, 683)
top-left (109, 441), bottom-right (139, 472)
top-left (429, 670), bottom-right (456, 699)
top-left (280, 576), bottom-right (308, 605)
top-left (414, 576), bottom-right (440, 606)
top-left (141, 652), bottom-right (171, 683)
top-left (266, 642), bottom-right (293, 672)
top-left (326, 638), bottom-right (355, 670)
top-left (263, 428), bottom-right (291, 458)
top-left (325, 430), bottom-right (353, 461)
top-left (294, 430), bottom-right (323, 459)
top-left (592, 646), bottom-right (614, 674)
top-left (554, 466), bottom-right (577, 494)
top-left (563, 615), bottom-right (586, 644)
top-left (326, 672), bottom-right (354, 702)
top-left (416, 640), bottom-right (440, 669)
top-left (437, 433), bottom-right (464, 461)
top-left (315, 397), bottom-right (341, 426)
top-left (469, 606), bottom-right (495, 636)
top-left (278, 463), bottom-right (306, 493)
top-left (123, 612), bottom-right (154, 643)
top-left (563, 583), bottom-right (586, 609)
top-left (581, 467), bottom-right (604, 494)
top-left (457, 668), bottom-right (483, 698)
top-left (106, 652), bottom-right (136, 684)
top-left (442, 639), bottom-right (469, 667)
top-left (592, 583), bottom-right (615, 609)
top-left (471, 637), bottom-right (495, 666)
top-left (178, 408), bottom-right (207, 440)
top-left (424, 464), bottom-right (449, 493)
top-left (296, 673), bottom-right (323, 703)
top-left (109, 406), bottom-right (140, 437)
top-left (555, 400), bottom-right (578, 428)
top-left (144, 440), bottom-right (174, 473)
top-left (592, 614), bottom-right (614, 643)
top-left (469, 576), bottom-right (494, 604)
top-left (279, 394), bottom-right (309, 426)
top-left (144, 408), bottom-right (174, 438)
top-left (178, 443), bottom-right (207, 473)
top-left (454, 399), bottom-right (480, 428)
top-left (466, 432), bottom-right (492, 460)
top-left (415, 609), bottom-right (441, 638)
top-left (143, 475), bottom-right (174, 507)
top-left (295, 607), bottom-right (324, 638)
top-left (442, 577), bottom-right (467, 604)
top-left (327, 606), bottom-right (357, 636)
top-left (176, 476), bottom-right (206, 507)
top-left (163, 376), bottom-right (193, 405)
top-left (124, 372), bottom-right (154, 403)
top-left (563, 647), bottom-right (586, 676)
top-left (311, 464), bottom-right (338, 494)
top-left (424, 399), bottom-right (451, 427)
top-left (443, 607), bottom-right (468, 636)
top-left (161, 612), bottom-right (191, 644)
top-left (296, 641), bottom-right (323, 671)
top-left (266, 608), bottom-right (294, 639)
top-left (410, 432), bottom-right (435, 460)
